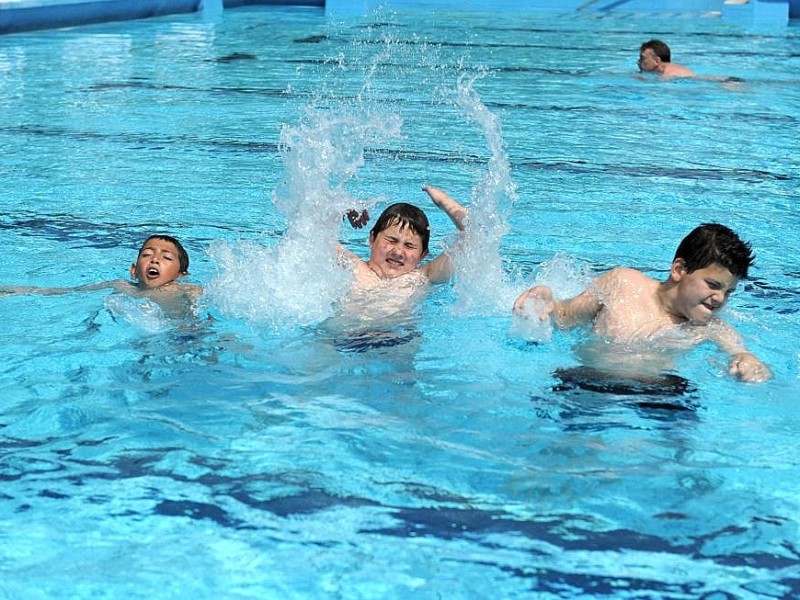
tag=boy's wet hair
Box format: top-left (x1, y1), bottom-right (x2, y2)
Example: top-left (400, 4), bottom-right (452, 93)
top-left (140, 234), bottom-right (190, 274)
top-left (370, 203), bottom-right (431, 255)
top-left (674, 223), bottom-right (754, 279)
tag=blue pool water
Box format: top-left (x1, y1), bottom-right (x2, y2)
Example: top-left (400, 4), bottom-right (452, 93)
top-left (1, 6), bottom-right (799, 598)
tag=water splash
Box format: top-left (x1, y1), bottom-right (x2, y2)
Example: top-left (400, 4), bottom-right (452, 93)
top-left (104, 294), bottom-right (171, 334)
top-left (510, 296), bottom-right (553, 343)
top-left (206, 99), bottom-right (404, 329)
top-left (450, 72), bottom-right (518, 315)
top-left (206, 16), bottom-right (518, 327)
top-left (534, 252), bottom-right (595, 300)
top-left (508, 253), bottom-right (595, 343)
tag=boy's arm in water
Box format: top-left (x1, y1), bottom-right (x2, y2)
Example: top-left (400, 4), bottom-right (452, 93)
top-left (1, 280), bottom-right (203, 301)
top-left (419, 185), bottom-right (468, 284)
top-left (513, 278), bottom-right (604, 330)
top-left (729, 352), bottom-right (771, 383)
top-left (0, 280), bottom-right (125, 297)
top-left (709, 319), bottom-right (772, 383)
top-left (513, 285), bottom-right (602, 329)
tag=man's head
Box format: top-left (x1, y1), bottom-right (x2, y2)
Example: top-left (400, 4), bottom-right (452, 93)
top-left (367, 203), bottom-right (430, 279)
top-left (638, 39), bottom-right (671, 73)
top-left (130, 234), bottom-right (190, 289)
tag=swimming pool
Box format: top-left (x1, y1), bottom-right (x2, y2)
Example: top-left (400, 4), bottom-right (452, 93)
top-left (1, 5), bottom-right (799, 598)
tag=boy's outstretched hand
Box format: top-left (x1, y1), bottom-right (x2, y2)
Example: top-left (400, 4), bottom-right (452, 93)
top-left (513, 286), bottom-right (556, 320)
top-left (345, 209), bottom-right (370, 229)
top-left (729, 352), bottom-right (772, 383)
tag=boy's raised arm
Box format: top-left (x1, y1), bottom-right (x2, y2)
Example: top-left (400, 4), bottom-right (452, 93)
top-left (419, 186), bottom-right (468, 283)
top-left (422, 185), bottom-right (467, 232)
top-left (336, 244), bottom-right (360, 266)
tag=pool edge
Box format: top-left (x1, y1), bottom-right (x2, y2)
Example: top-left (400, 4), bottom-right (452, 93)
top-left (0, 0), bottom-right (795, 35)
top-left (0, 0), bottom-right (324, 35)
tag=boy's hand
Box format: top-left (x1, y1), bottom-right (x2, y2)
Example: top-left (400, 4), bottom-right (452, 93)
top-left (513, 286), bottom-right (555, 320)
top-left (345, 209), bottom-right (369, 229)
top-left (729, 352), bottom-right (772, 383)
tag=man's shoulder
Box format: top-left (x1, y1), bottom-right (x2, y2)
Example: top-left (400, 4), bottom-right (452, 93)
top-left (662, 63), bottom-right (696, 78)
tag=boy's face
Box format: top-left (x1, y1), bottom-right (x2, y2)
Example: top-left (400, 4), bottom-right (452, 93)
top-left (367, 221), bottom-right (428, 279)
top-left (130, 238), bottom-right (185, 289)
top-left (671, 261), bottom-right (739, 325)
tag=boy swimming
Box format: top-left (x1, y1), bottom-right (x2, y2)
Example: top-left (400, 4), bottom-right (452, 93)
top-left (1, 234), bottom-right (201, 318)
top-left (332, 186), bottom-right (467, 325)
top-left (340, 185), bottom-right (467, 288)
top-left (513, 223), bottom-right (771, 383)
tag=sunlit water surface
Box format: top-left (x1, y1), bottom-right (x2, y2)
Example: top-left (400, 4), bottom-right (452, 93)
top-left (1, 6), bottom-right (799, 599)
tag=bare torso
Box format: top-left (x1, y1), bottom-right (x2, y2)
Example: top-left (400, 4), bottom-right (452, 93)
top-left (342, 262), bottom-right (429, 323)
top-left (590, 268), bottom-right (711, 350)
top-left (111, 280), bottom-right (203, 320)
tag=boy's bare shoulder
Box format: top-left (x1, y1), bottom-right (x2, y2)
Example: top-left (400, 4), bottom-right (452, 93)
top-left (189, 284), bottom-right (204, 300)
top-left (590, 268), bottom-right (659, 306)
top-left (114, 280), bottom-right (203, 300)
top-left (106, 279), bottom-right (136, 292)
top-left (350, 258), bottom-right (377, 284)
top-left (176, 282), bottom-right (203, 301)
top-left (155, 282), bottom-right (203, 296)
top-left (606, 266), bottom-right (646, 279)
top-left (594, 267), bottom-right (651, 288)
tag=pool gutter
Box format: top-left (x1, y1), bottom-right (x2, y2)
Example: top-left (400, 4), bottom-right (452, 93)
top-left (0, 0), bottom-right (796, 35)
top-left (0, 0), bottom-right (323, 35)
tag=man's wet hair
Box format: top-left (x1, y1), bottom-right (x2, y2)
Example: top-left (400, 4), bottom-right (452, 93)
top-left (370, 203), bottom-right (431, 255)
top-left (674, 223), bottom-right (754, 279)
top-left (140, 234), bottom-right (190, 274)
top-left (640, 39), bottom-right (671, 63)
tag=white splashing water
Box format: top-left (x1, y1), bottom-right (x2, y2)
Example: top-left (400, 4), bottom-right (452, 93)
top-left (206, 106), bottom-right (403, 328)
top-left (206, 19), bottom-right (518, 327)
top-left (450, 72), bottom-right (518, 315)
top-left (104, 295), bottom-right (170, 335)
top-left (508, 253), bottom-right (596, 343)
top-left (509, 296), bottom-right (553, 343)
top-left (534, 252), bottom-right (595, 300)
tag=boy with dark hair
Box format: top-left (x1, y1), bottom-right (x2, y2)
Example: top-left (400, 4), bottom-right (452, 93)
top-left (339, 185), bottom-right (467, 289)
top-left (513, 223), bottom-right (770, 383)
top-left (1, 234), bottom-right (201, 315)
